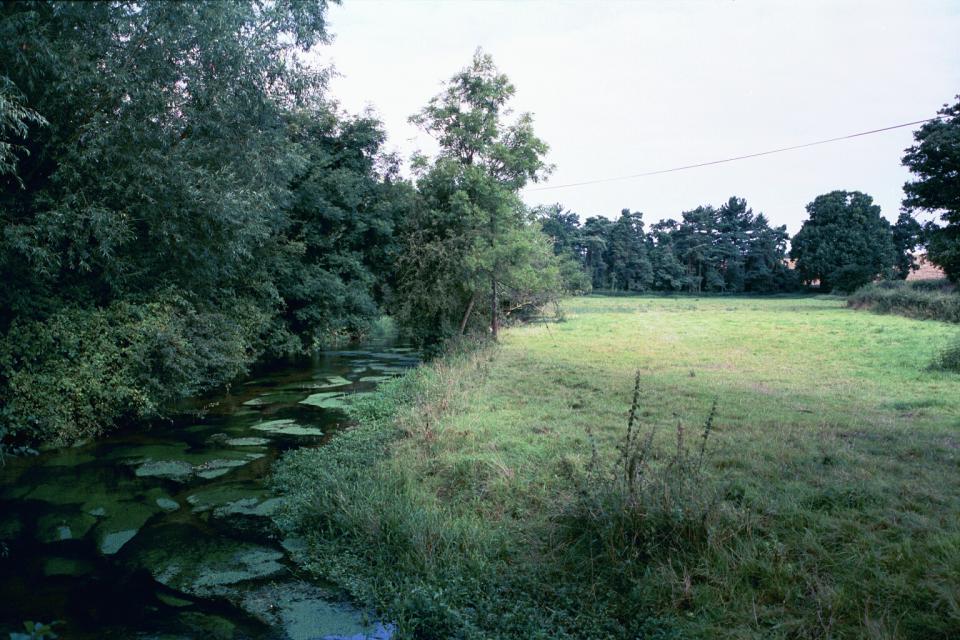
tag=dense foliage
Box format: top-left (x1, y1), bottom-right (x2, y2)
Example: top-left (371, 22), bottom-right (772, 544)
top-left (0, 7), bottom-right (569, 447)
top-left (280, 109), bottom-right (413, 346)
top-left (902, 95), bottom-right (960, 283)
top-left (0, 1), bottom-right (416, 446)
top-left (790, 190), bottom-right (897, 292)
top-left (538, 197), bottom-right (799, 293)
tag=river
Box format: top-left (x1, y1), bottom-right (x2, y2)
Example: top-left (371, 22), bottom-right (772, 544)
top-left (0, 342), bottom-right (417, 639)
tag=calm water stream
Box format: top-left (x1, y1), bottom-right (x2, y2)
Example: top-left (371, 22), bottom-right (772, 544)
top-left (0, 343), bottom-right (417, 639)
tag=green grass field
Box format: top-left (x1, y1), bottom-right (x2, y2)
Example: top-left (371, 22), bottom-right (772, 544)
top-left (275, 295), bottom-right (960, 639)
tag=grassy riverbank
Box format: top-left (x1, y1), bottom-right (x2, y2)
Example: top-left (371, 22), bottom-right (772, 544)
top-left (274, 295), bottom-right (960, 639)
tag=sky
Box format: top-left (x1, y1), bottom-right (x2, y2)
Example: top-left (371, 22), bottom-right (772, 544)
top-left (314, 0), bottom-right (960, 234)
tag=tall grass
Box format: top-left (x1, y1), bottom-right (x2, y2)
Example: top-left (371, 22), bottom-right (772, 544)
top-left (552, 373), bottom-right (736, 631)
top-left (559, 371), bottom-right (726, 565)
top-left (272, 344), bottom-right (578, 639)
top-left (929, 333), bottom-right (960, 372)
top-left (273, 350), bottom-right (687, 638)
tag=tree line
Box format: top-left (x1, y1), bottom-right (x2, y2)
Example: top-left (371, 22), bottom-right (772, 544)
top-left (538, 197), bottom-right (798, 294)
top-left (0, 1), bottom-right (957, 448)
top-left (538, 188), bottom-right (927, 296)
top-left (538, 96), bottom-right (960, 296)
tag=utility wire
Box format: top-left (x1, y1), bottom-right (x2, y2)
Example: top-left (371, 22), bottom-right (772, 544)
top-left (526, 116), bottom-right (943, 192)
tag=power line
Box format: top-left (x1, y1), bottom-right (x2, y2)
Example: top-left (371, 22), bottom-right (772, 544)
top-left (526, 116), bottom-right (943, 192)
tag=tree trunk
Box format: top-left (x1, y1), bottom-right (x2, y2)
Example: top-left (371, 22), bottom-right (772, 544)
top-left (490, 276), bottom-right (499, 340)
top-left (459, 293), bottom-right (477, 335)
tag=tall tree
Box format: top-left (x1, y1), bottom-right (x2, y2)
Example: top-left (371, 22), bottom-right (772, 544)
top-left (742, 212), bottom-right (794, 292)
top-left (673, 205), bottom-right (724, 292)
top-left (0, 1), bottom-right (333, 321)
top-left (606, 209), bottom-right (653, 291)
top-left (790, 190), bottom-right (896, 291)
top-left (649, 220), bottom-right (690, 291)
top-left (902, 96), bottom-right (960, 282)
top-left (396, 50), bottom-right (557, 342)
top-left (537, 203), bottom-right (583, 258)
top-left (557, 198), bottom-right (795, 295)
top-left (582, 216), bottom-right (614, 289)
top-left (279, 106), bottom-right (413, 347)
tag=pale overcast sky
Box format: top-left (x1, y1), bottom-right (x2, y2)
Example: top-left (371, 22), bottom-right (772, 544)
top-left (316, 0), bottom-right (960, 234)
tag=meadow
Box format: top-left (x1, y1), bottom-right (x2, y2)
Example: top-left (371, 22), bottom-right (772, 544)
top-left (275, 295), bottom-right (960, 639)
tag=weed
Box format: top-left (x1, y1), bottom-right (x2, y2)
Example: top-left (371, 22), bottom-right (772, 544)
top-left (930, 333), bottom-right (960, 372)
top-left (560, 373), bottom-right (728, 572)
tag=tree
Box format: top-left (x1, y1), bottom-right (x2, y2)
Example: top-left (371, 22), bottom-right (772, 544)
top-left (536, 204), bottom-right (591, 293)
top-left (0, 76), bottom-right (46, 183)
top-left (790, 191), bottom-right (896, 291)
top-left (902, 96), bottom-right (960, 282)
top-left (395, 50), bottom-right (556, 342)
top-left (891, 210), bottom-right (924, 279)
top-left (672, 205), bottom-right (724, 292)
top-left (649, 221), bottom-right (689, 291)
top-left (0, 2), bottom-right (416, 446)
top-left (278, 106), bottom-right (413, 347)
top-left (0, 2), bottom-right (334, 320)
top-left (551, 197), bottom-right (795, 295)
top-left (606, 209), bottom-right (653, 291)
top-left (537, 203), bottom-right (583, 258)
top-left (742, 213), bottom-right (795, 292)
top-left (582, 216), bottom-right (614, 289)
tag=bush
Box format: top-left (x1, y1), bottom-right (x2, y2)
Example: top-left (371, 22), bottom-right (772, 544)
top-left (848, 279), bottom-right (960, 323)
top-left (902, 278), bottom-right (953, 292)
top-left (0, 292), bottom-right (285, 447)
top-left (547, 373), bottom-right (757, 636)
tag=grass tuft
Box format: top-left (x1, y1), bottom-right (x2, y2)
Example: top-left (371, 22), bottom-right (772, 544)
top-left (929, 333), bottom-right (960, 372)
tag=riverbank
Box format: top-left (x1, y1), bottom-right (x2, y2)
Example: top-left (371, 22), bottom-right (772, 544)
top-left (0, 345), bottom-right (415, 639)
top-left (273, 295), bottom-right (960, 639)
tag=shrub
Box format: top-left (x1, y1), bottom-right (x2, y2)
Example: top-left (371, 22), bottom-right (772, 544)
top-left (848, 279), bottom-right (960, 323)
top-left (0, 291), bottom-right (284, 447)
top-left (830, 264), bottom-right (876, 294)
top-left (904, 278), bottom-right (953, 292)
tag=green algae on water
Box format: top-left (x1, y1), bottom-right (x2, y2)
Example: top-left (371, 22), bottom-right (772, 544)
top-left (156, 497), bottom-right (180, 512)
top-left (298, 392), bottom-right (352, 410)
top-left (251, 419), bottom-right (324, 436)
top-left (224, 437), bottom-right (270, 447)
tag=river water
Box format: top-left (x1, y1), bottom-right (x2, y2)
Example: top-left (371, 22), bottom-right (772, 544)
top-left (0, 343), bottom-right (417, 639)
